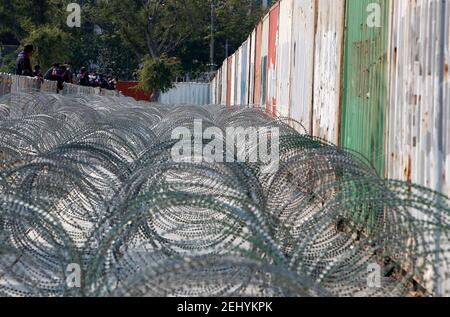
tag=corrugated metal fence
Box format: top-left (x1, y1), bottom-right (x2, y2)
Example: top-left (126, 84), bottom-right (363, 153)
top-left (1, 72), bottom-right (53, 96)
top-left (0, 72), bottom-right (119, 98)
top-left (212, 0), bottom-right (450, 294)
top-left (158, 82), bottom-right (211, 106)
top-left (212, 0), bottom-right (449, 198)
top-left (387, 0), bottom-right (450, 197)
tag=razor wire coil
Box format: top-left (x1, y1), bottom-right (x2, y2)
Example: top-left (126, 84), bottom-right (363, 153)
top-left (0, 91), bottom-right (450, 297)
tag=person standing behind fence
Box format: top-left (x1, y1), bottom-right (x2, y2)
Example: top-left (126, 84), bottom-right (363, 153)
top-left (108, 77), bottom-right (118, 90)
top-left (63, 62), bottom-right (74, 84)
top-left (44, 64), bottom-right (66, 92)
top-left (53, 65), bottom-right (67, 91)
top-left (78, 67), bottom-right (90, 86)
top-left (33, 65), bottom-right (43, 78)
top-left (44, 63), bottom-right (60, 80)
top-left (15, 44), bottom-right (34, 76)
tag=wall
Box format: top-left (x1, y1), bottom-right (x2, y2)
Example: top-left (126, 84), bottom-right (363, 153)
top-left (261, 14), bottom-right (269, 109)
top-left (211, 0), bottom-right (450, 295)
top-left (340, 0), bottom-right (391, 175)
top-left (276, 0), bottom-right (293, 119)
top-left (116, 81), bottom-right (152, 101)
top-left (212, 0), bottom-right (449, 196)
top-left (267, 3), bottom-right (280, 115)
top-left (290, 0), bottom-right (316, 133)
top-left (387, 0), bottom-right (449, 195)
top-left (312, 0), bottom-right (345, 145)
top-left (253, 22), bottom-right (263, 107)
top-left (0, 73), bottom-right (55, 97)
top-left (0, 72), bottom-right (119, 99)
top-left (158, 82), bottom-right (211, 106)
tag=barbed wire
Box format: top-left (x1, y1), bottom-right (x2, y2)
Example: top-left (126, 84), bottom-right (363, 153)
top-left (0, 91), bottom-right (449, 297)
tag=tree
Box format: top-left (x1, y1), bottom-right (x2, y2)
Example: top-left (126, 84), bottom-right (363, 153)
top-left (137, 55), bottom-right (182, 100)
top-left (24, 26), bottom-right (72, 70)
top-left (170, 0), bottom-right (264, 77)
top-left (66, 3), bottom-right (139, 79)
top-left (96, 0), bottom-right (209, 60)
top-left (0, 0), bottom-right (73, 71)
top-left (1, 0), bottom-right (264, 86)
top-left (214, 0), bottom-right (263, 63)
top-left (0, 0), bottom-right (67, 42)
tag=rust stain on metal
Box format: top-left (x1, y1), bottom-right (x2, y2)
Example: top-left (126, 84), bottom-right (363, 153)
top-left (393, 46), bottom-right (398, 67)
top-left (404, 155), bottom-right (412, 182)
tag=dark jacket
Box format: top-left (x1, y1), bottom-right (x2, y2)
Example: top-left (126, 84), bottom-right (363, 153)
top-left (79, 74), bottom-right (90, 86)
top-left (64, 69), bottom-right (73, 83)
top-left (44, 67), bottom-right (65, 90)
top-left (15, 51), bottom-right (33, 76)
top-left (44, 67), bottom-right (55, 80)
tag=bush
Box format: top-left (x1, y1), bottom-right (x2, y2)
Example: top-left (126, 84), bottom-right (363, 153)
top-left (137, 55), bottom-right (181, 97)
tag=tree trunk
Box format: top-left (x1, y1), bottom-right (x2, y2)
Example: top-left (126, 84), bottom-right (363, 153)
top-left (151, 90), bottom-right (160, 102)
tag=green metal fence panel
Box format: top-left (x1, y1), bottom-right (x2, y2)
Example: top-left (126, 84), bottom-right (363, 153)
top-left (340, 0), bottom-right (390, 175)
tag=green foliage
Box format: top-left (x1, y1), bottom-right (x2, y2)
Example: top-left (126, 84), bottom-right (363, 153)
top-left (214, 0), bottom-right (264, 63)
top-left (96, 33), bottom-right (139, 80)
top-left (0, 57), bottom-right (16, 73)
top-left (96, 0), bottom-right (209, 59)
top-left (95, 0), bottom-right (263, 76)
top-left (0, 46), bottom-right (19, 73)
top-left (0, 0), bottom-right (67, 42)
top-left (137, 55), bottom-right (182, 95)
top-left (1, 1), bottom-right (71, 71)
top-left (23, 25), bottom-right (72, 70)
top-left (172, 0), bottom-right (264, 76)
top-left (1, 0), bottom-right (264, 85)
top-left (83, 1), bottom-right (139, 79)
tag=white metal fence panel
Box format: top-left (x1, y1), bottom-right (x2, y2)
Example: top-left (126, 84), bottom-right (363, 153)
top-left (62, 83), bottom-right (98, 95)
top-left (248, 29), bottom-right (256, 105)
top-left (40, 80), bottom-right (58, 93)
top-left (387, 0), bottom-right (450, 294)
top-left (159, 82), bottom-right (211, 106)
top-left (236, 47), bottom-right (242, 105)
top-left (276, 0), bottom-right (293, 119)
top-left (387, 0), bottom-right (449, 195)
top-left (444, 0), bottom-right (450, 198)
top-left (241, 39), bottom-right (249, 105)
top-left (218, 68), bottom-right (222, 104)
top-left (311, 0), bottom-right (345, 144)
top-left (211, 76), bottom-right (217, 104)
top-left (221, 62), bottom-right (227, 105)
top-left (0, 73), bottom-right (12, 97)
top-left (230, 54), bottom-right (236, 106)
top-left (290, 0), bottom-right (316, 133)
top-left (1, 73), bottom-right (120, 99)
top-left (11, 74), bottom-right (40, 93)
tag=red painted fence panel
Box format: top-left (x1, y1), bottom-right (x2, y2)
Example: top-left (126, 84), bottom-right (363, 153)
top-left (268, 3), bottom-right (280, 115)
top-left (116, 81), bottom-right (152, 102)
